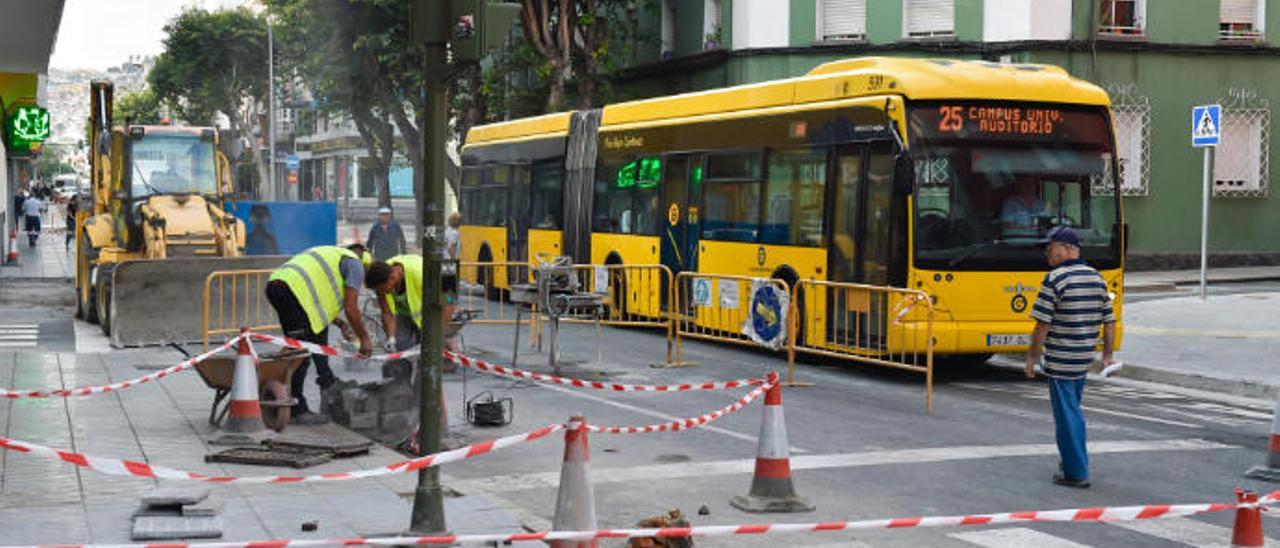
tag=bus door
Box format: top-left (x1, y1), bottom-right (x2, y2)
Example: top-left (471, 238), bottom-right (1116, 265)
top-left (507, 165), bottom-right (530, 282)
top-left (825, 142), bottom-right (895, 350)
top-left (660, 154), bottom-right (700, 308)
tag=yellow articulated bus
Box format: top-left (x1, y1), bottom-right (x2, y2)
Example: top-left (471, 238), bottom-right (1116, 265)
top-left (460, 57), bottom-right (1124, 361)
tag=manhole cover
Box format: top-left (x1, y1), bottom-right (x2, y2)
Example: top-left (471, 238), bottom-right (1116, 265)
top-left (204, 447), bottom-right (332, 468)
top-left (653, 454), bottom-right (690, 464)
top-left (264, 437), bottom-right (373, 457)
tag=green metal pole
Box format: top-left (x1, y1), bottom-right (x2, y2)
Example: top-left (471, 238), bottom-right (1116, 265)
top-left (410, 42), bottom-right (449, 535)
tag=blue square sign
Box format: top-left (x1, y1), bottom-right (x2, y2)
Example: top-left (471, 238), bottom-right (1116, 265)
top-left (1192, 104), bottom-right (1221, 147)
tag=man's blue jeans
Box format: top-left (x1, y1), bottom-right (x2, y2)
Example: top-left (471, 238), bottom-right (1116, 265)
top-left (1049, 376), bottom-right (1089, 481)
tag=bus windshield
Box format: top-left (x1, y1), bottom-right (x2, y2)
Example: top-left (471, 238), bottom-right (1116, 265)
top-left (130, 134), bottom-right (218, 197)
top-left (908, 102), bottom-right (1120, 270)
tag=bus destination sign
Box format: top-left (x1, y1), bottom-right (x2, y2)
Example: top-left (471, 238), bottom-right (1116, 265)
top-left (909, 103), bottom-right (1108, 144)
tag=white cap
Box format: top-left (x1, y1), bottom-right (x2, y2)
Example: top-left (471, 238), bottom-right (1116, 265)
top-left (377, 207), bottom-right (392, 214)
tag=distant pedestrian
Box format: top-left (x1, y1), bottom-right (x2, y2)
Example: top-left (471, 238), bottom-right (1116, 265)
top-left (365, 207), bottom-right (406, 262)
top-left (445, 212), bottom-right (462, 259)
top-left (1025, 226), bottom-right (1116, 489)
top-left (13, 190), bottom-right (26, 229)
top-left (64, 200), bottom-right (78, 252)
top-left (22, 193), bottom-right (44, 246)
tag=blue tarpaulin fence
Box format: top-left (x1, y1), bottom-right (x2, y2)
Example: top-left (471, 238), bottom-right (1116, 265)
top-left (228, 201), bottom-right (336, 256)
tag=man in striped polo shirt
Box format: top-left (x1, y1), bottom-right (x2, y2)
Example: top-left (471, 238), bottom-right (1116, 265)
top-left (1025, 226), bottom-right (1116, 488)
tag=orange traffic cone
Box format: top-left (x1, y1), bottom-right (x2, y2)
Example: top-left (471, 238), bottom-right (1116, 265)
top-left (6, 227), bottom-right (17, 263)
top-left (1231, 489), bottom-right (1265, 547)
top-left (730, 372), bottom-right (813, 513)
top-left (1245, 398), bottom-right (1280, 482)
top-left (551, 415), bottom-right (597, 548)
top-left (210, 330), bottom-right (269, 446)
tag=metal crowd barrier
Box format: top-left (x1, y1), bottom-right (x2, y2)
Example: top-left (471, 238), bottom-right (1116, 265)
top-left (672, 272), bottom-right (792, 366)
top-left (204, 269), bottom-right (279, 351)
top-left (790, 280), bottom-right (935, 411)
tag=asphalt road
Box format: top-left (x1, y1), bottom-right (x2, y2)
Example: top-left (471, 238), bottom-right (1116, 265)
top-left (430, 315), bottom-right (1279, 547)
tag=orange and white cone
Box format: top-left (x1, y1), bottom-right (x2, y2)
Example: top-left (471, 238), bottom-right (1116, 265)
top-left (210, 330), bottom-right (268, 446)
top-left (731, 372), bottom-right (814, 513)
top-left (6, 227), bottom-right (17, 263)
top-left (1245, 397), bottom-right (1280, 482)
top-left (1230, 489), bottom-right (1265, 547)
top-left (551, 415), bottom-right (597, 548)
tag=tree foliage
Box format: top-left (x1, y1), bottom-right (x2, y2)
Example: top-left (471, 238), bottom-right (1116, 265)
top-left (148, 8), bottom-right (270, 187)
top-left (115, 90), bottom-right (164, 127)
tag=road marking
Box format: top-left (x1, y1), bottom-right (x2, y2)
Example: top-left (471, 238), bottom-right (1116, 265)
top-left (1108, 516), bottom-right (1270, 548)
top-left (951, 527), bottom-right (1091, 547)
top-left (537, 382), bottom-right (806, 453)
top-left (0, 335), bottom-right (38, 340)
top-left (1080, 405), bottom-right (1202, 428)
top-left (0, 324), bottom-right (38, 329)
top-left (446, 438), bottom-right (1232, 494)
top-left (1176, 401), bottom-right (1275, 421)
top-left (0, 342), bottom-right (37, 348)
top-left (1125, 324), bottom-right (1280, 339)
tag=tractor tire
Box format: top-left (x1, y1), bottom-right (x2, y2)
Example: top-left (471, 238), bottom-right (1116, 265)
top-left (95, 264), bottom-right (115, 337)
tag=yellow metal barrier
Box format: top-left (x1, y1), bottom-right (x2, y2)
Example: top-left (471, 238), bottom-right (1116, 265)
top-left (203, 269), bottom-right (278, 351)
top-left (457, 261), bottom-right (539, 327)
top-left (563, 263), bottom-right (674, 365)
top-left (672, 272), bottom-right (792, 366)
top-left (790, 279), bottom-right (935, 411)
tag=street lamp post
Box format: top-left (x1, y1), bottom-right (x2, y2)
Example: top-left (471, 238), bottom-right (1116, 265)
top-left (267, 17), bottom-right (277, 201)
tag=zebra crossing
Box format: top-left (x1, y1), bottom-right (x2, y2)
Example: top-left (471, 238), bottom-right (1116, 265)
top-left (0, 323), bottom-right (38, 348)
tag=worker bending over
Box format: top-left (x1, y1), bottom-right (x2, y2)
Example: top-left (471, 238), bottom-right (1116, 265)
top-left (266, 244), bottom-right (374, 424)
top-left (364, 255), bottom-right (459, 380)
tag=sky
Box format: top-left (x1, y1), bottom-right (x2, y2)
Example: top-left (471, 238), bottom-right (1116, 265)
top-left (50, 0), bottom-right (258, 71)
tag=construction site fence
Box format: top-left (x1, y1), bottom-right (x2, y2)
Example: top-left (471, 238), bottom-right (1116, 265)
top-left (204, 269), bottom-right (279, 351)
top-left (790, 279), bottom-right (935, 411)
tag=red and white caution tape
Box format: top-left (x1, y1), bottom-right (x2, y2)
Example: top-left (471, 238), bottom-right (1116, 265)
top-left (445, 349), bottom-right (767, 392)
top-left (0, 336), bottom-right (242, 399)
top-left (0, 423), bottom-right (562, 484)
top-left (587, 383), bottom-right (771, 434)
top-left (9, 493), bottom-right (1277, 547)
top-left (248, 331), bottom-right (420, 361)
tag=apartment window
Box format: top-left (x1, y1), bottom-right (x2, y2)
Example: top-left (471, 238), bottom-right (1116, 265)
top-left (703, 0), bottom-right (723, 49)
top-left (1097, 85), bottom-right (1151, 196)
top-left (661, 0), bottom-right (676, 59)
top-left (1098, 0), bottom-right (1144, 36)
top-left (1221, 0), bottom-right (1264, 40)
top-left (1213, 106), bottom-right (1270, 197)
top-left (820, 0), bottom-right (867, 41)
top-left (904, 0), bottom-right (954, 38)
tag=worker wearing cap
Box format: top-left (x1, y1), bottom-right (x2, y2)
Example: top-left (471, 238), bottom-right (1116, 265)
top-left (366, 206), bottom-right (406, 262)
top-left (266, 244), bottom-right (374, 424)
top-left (1025, 226), bottom-right (1116, 489)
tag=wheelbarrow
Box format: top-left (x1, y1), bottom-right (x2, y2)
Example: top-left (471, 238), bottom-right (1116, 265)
top-left (194, 348), bottom-right (309, 432)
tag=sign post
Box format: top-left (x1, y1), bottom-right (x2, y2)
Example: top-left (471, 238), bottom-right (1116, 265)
top-left (1191, 104), bottom-right (1221, 300)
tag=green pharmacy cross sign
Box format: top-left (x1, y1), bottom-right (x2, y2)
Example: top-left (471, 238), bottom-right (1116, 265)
top-left (6, 106), bottom-right (51, 149)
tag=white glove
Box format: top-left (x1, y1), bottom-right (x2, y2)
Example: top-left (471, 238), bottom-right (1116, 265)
top-left (383, 337), bottom-right (397, 352)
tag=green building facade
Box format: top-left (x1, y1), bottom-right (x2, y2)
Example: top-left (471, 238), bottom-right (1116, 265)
top-left (612, 0), bottom-right (1280, 267)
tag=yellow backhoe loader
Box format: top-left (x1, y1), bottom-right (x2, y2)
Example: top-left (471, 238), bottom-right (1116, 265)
top-left (75, 80), bottom-right (286, 347)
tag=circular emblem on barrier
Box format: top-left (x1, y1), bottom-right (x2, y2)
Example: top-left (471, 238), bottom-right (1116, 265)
top-left (1011, 293), bottom-right (1028, 313)
top-left (756, 246), bottom-right (767, 266)
top-left (668, 202), bottom-right (680, 226)
top-left (747, 283), bottom-right (787, 349)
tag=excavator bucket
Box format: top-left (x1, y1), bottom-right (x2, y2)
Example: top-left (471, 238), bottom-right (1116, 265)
top-left (104, 256), bottom-right (289, 348)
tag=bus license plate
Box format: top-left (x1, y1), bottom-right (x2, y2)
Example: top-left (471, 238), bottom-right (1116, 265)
top-left (987, 334), bottom-right (1030, 347)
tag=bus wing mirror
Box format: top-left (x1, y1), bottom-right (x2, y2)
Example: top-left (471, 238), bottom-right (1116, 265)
top-left (893, 154), bottom-right (915, 195)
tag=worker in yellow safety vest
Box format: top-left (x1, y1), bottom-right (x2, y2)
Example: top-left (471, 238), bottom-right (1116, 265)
top-left (364, 255), bottom-right (460, 379)
top-left (266, 244), bottom-right (374, 425)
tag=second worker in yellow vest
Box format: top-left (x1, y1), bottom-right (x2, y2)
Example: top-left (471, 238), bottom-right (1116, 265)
top-left (365, 255), bottom-right (460, 377)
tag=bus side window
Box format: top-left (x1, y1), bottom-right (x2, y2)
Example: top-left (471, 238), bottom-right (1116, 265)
top-left (764, 147), bottom-right (826, 247)
top-left (702, 152), bottom-right (762, 243)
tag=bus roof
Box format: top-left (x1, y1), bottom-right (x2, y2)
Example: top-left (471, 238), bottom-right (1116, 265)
top-left (465, 111), bottom-right (573, 146)
top-left (601, 57), bottom-right (1109, 127)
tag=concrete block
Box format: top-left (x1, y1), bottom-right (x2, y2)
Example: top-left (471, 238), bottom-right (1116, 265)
top-left (140, 487), bottom-right (210, 507)
top-left (130, 515), bottom-right (223, 541)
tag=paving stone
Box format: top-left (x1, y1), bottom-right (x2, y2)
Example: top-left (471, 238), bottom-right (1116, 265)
top-left (131, 515), bottom-right (223, 541)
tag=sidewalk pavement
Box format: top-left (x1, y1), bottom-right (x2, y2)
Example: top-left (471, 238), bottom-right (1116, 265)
top-left (1124, 265), bottom-right (1280, 292)
top-left (0, 339), bottom-right (538, 545)
top-left (0, 219), bottom-right (73, 280)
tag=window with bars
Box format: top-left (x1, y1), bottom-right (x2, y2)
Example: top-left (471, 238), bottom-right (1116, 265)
top-left (1220, 0), bottom-right (1264, 40)
top-left (1213, 107), bottom-right (1270, 197)
top-left (1098, 0), bottom-right (1144, 36)
top-left (904, 0), bottom-right (954, 38)
top-left (820, 0), bottom-right (867, 41)
top-left (1112, 106), bottom-right (1150, 196)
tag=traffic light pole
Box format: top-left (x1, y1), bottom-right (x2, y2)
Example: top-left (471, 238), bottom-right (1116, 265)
top-left (410, 41), bottom-right (449, 535)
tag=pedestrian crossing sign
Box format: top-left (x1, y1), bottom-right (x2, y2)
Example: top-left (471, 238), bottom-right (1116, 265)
top-left (1192, 104), bottom-right (1221, 147)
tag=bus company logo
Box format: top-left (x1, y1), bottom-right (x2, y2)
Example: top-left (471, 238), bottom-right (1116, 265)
top-left (603, 135), bottom-right (644, 150)
top-left (1011, 293), bottom-right (1028, 313)
top-left (756, 246), bottom-right (767, 266)
top-left (1003, 282), bottom-right (1037, 294)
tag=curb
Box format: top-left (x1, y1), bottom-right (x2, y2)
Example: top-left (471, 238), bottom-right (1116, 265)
top-left (1124, 273), bottom-right (1280, 293)
top-left (988, 355), bottom-right (1279, 401)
